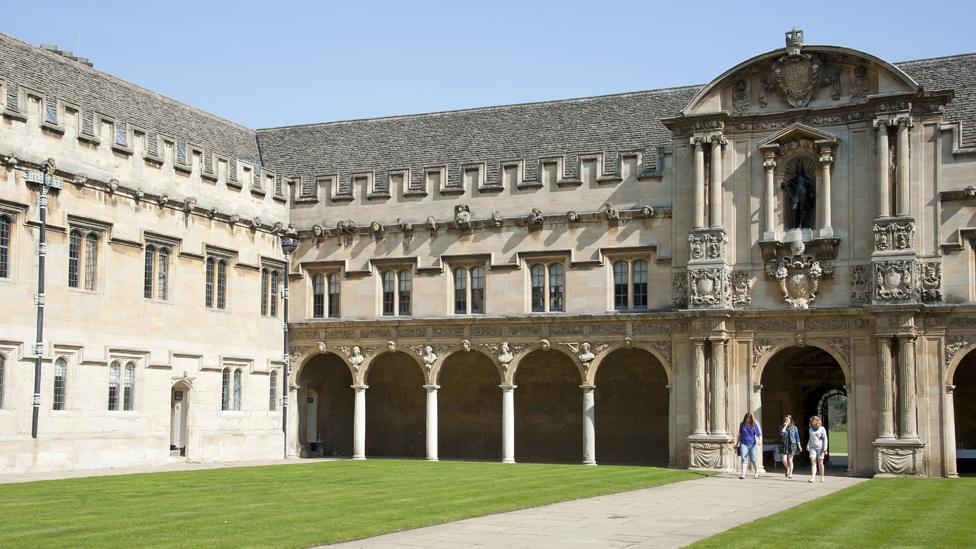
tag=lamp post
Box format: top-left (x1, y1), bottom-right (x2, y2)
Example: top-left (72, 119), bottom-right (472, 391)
top-left (279, 227), bottom-right (299, 459)
top-left (25, 159), bottom-right (61, 439)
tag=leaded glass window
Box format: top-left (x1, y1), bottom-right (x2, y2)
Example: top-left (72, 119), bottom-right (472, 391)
top-left (269, 370), bottom-right (278, 411)
top-left (84, 232), bottom-right (98, 290)
top-left (53, 358), bottom-right (66, 410)
top-left (270, 270), bottom-right (279, 317)
top-left (312, 274), bottom-right (325, 318)
top-left (454, 267), bottom-right (468, 314)
top-left (216, 260), bottom-right (227, 309)
top-left (144, 245), bottom-right (156, 299)
top-left (613, 261), bottom-right (629, 311)
top-left (233, 369), bottom-right (242, 411)
top-left (530, 264), bottom-right (545, 312)
top-left (157, 247), bottom-right (169, 301)
top-left (123, 362), bottom-right (135, 411)
top-left (632, 260), bottom-right (648, 309)
top-left (327, 272), bottom-right (340, 318)
top-left (0, 215), bottom-right (9, 279)
top-left (261, 269), bottom-right (269, 316)
top-left (221, 368), bottom-right (231, 411)
top-left (382, 270), bottom-right (395, 316)
top-left (548, 264), bottom-right (564, 312)
top-left (108, 361), bottom-right (120, 411)
top-left (68, 229), bottom-right (81, 288)
top-left (397, 270), bottom-right (412, 316)
top-left (471, 267), bottom-right (485, 314)
top-left (205, 257), bottom-right (214, 308)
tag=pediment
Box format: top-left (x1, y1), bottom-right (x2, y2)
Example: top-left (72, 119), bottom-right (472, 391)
top-left (682, 30), bottom-right (919, 117)
top-left (757, 123), bottom-right (838, 151)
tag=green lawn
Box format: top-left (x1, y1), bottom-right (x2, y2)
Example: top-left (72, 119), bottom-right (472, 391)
top-left (692, 478), bottom-right (976, 548)
top-left (0, 460), bottom-right (704, 549)
top-left (830, 430), bottom-right (848, 454)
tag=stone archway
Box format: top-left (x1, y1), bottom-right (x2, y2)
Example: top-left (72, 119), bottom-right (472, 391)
top-left (364, 351), bottom-right (426, 458)
top-left (437, 350), bottom-right (503, 460)
top-left (514, 349), bottom-right (582, 463)
top-left (593, 348), bottom-right (669, 465)
top-left (298, 352), bottom-right (353, 457)
top-left (759, 345), bottom-right (848, 471)
top-left (952, 348), bottom-right (976, 475)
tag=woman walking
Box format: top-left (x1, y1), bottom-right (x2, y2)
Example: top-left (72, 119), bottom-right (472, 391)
top-left (735, 413), bottom-right (762, 479)
top-left (806, 415), bottom-right (829, 483)
top-left (779, 415), bottom-right (801, 478)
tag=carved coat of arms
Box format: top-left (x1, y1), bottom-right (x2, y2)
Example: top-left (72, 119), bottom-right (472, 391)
top-left (772, 28), bottom-right (822, 108)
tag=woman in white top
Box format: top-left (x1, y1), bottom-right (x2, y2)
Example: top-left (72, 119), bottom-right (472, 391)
top-left (806, 415), bottom-right (828, 483)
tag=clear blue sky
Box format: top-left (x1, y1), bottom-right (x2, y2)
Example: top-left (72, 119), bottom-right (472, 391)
top-left (7, 1), bottom-right (975, 129)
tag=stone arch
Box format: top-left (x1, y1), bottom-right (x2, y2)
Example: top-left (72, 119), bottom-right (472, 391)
top-left (948, 345), bottom-right (976, 475)
top-left (292, 348), bottom-right (356, 384)
top-left (593, 346), bottom-right (671, 465)
top-left (297, 352), bottom-right (354, 457)
top-left (514, 346), bottom-right (583, 463)
top-left (758, 343), bottom-right (851, 472)
top-left (587, 341), bottom-right (672, 386)
top-left (432, 346), bottom-right (504, 386)
top-left (362, 349), bottom-right (429, 385)
top-left (364, 350), bottom-right (427, 458)
top-left (508, 342), bottom-right (585, 385)
top-left (946, 342), bottom-right (976, 384)
top-left (437, 347), bottom-right (504, 460)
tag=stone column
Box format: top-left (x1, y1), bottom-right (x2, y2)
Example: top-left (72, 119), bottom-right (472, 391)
top-left (692, 138), bottom-right (706, 229)
top-left (946, 384), bottom-right (959, 478)
top-left (762, 153), bottom-right (777, 240)
top-left (500, 384), bottom-right (516, 463)
top-left (424, 384), bottom-right (439, 461)
top-left (877, 338), bottom-right (896, 439)
top-left (898, 334), bottom-right (918, 439)
top-left (692, 338), bottom-right (707, 435)
top-left (875, 119), bottom-right (891, 218)
top-left (709, 337), bottom-right (728, 436)
top-left (709, 137), bottom-right (724, 229)
top-left (581, 384), bottom-right (596, 465)
top-left (288, 383), bottom-right (301, 458)
top-left (352, 384), bottom-right (368, 460)
top-left (819, 146), bottom-right (834, 238)
top-left (895, 116), bottom-right (911, 217)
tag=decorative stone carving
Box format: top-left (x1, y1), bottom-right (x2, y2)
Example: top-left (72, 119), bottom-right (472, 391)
top-left (822, 66), bottom-right (841, 101)
top-left (689, 267), bottom-right (727, 307)
top-left (158, 194), bottom-right (170, 207)
top-left (920, 261), bottom-right (942, 303)
top-left (317, 341), bottom-right (327, 352)
top-left (419, 345), bottom-right (438, 370)
top-left (850, 264), bottom-right (870, 305)
top-left (461, 339), bottom-right (471, 352)
top-left (495, 342), bottom-right (515, 365)
top-left (766, 250), bottom-right (831, 309)
top-left (539, 338), bottom-right (551, 351)
top-left (672, 272), bottom-right (688, 307)
top-left (851, 65), bottom-right (868, 99)
top-left (731, 79), bottom-right (750, 112)
top-left (648, 339), bottom-right (672, 365)
top-left (780, 164), bottom-right (815, 230)
top-left (426, 216), bottom-right (438, 231)
top-left (827, 337), bottom-right (850, 364)
top-left (946, 335), bottom-right (970, 365)
top-left (526, 208), bottom-right (545, 227)
top-left (338, 345), bottom-right (367, 371)
top-left (603, 202), bottom-right (620, 221)
top-left (808, 319), bottom-right (848, 331)
top-left (753, 338), bottom-right (774, 367)
top-left (561, 342), bottom-right (608, 368)
top-left (72, 174), bottom-right (87, 187)
top-left (183, 197), bottom-right (197, 213)
top-left (207, 207), bottom-right (217, 219)
top-left (395, 218), bottom-right (412, 234)
top-left (758, 75), bottom-right (775, 108)
top-left (312, 224), bottom-right (325, 237)
top-left (228, 212), bottom-right (239, 226)
top-left (690, 441), bottom-right (725, 469)
top-left (640, 205), bottom-right (655, 218)
top-left (251, 216), bottom-right (261, 231)
top-left (873, 219), bottom-right (914, 252)
top-left (874, 260), bottom-right (915, 301)
top-left (369, 221), bottom-right (383, 237)
top-left (336, 219), bottom-right (357, 246)
top-left (386, 340), bottom-right (397, 352)
top-left (491, 211), bottom-right (503, 227)
top-left (106, 178), bottom-right (119, 195)
top-left (876, 445), bottom-right (923, 476)
top-left (688, 229), bottom-right (727, 260)
top-left (730, 271), bottom-right (754, 308)
top-left (772, 28), bottom-right (823, 108)
top-left (454, 204), bottom-right (472, 230)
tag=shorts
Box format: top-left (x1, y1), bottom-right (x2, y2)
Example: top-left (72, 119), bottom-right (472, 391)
top-left (739, 443), bottom-right (759, 464)
top-left (809, 448), bottom-right (826, 461)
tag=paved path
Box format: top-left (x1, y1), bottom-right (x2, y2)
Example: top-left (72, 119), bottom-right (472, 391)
top-left (326, 473), bottom-right (864, 548)
top-left (0, 457), bottom-right (335, 484)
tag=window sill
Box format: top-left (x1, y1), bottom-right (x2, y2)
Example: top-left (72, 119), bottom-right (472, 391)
top-left (219, 411), bottom-right (245, 417)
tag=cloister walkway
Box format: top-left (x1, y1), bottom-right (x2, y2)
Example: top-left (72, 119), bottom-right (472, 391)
top-left (326, 473), bottom-right (864, 548)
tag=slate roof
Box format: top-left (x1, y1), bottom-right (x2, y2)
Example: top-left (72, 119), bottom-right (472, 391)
top-left (895, 53), bottom-right (976, 150)
top-left (0, 32), bottom-right (259, 166)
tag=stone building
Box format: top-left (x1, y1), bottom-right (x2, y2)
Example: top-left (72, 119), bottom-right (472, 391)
top-left (1, 30), bottom-right (974, 476)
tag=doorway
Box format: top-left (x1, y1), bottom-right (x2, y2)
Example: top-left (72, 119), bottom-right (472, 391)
top-left (170, 383), bottom-right (189, 457)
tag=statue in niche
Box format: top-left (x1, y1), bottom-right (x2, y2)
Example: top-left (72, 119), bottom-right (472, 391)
top-left (780, 163), bottom-right (816, 229)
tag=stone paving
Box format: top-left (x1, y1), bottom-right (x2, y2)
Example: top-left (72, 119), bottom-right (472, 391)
top-left (326, 473), bottom-right (864, 548)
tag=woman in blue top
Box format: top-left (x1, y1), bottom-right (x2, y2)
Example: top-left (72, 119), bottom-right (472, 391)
top-left (780, 415), bottom-right (801, 479)
top-left (735, 413), bottom-right (762, 479)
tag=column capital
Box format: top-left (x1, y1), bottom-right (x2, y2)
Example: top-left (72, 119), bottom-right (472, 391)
top-left (708, 334), bottom-right (729, 344)
top-left (579, 384), bottom-right (596, 391)
top-left (873, 117), bottom-right (890, 130)
top-left (762, 156), bottom-right (777, 171)
top-left (897, 332), bottom-right (918, 343)
top-left (893, 113), bottom-right (913, 128)
top-left (709, 134), bottom-right (727, 146)
top-left (351, 384), bottom-right (369, 391)
top-left (819, 147), bottom-right (834, 165)
top-left (499, 384), bottom-right (517, 391)
top-left (423, 384), bottom-right (441, 391)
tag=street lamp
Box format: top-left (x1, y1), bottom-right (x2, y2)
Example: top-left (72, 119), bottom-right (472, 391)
top-left (279, 226), bottom-right (299, 459)
top-left (24, 158), bottom-right (61, 439)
